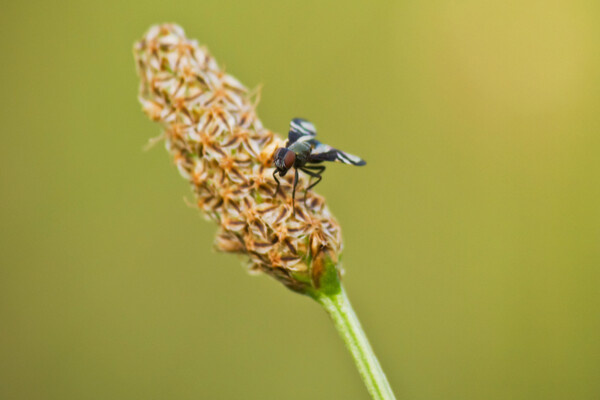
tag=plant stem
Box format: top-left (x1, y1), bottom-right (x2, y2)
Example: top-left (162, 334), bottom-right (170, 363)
top-left (313, 285), bottom-right (396, 400)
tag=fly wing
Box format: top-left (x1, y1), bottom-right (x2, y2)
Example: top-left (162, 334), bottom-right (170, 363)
top-left (308, 141), bottom-right (366, 166)
top-left (288, 118), bottom-right (317, 145)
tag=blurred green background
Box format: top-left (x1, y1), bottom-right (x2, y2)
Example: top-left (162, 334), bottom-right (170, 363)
top-left (1, 0), bottom-right (599, 399)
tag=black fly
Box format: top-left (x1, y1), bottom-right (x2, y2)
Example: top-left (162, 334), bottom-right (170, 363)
top-left (273, 118), bottom-right (366, 211)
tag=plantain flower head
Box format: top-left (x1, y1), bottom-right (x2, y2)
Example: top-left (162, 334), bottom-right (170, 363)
top-left (134, 24), bottom-right (344, 293)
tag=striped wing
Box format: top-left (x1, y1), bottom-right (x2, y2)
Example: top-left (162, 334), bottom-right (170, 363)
top-left (308, 141), bottom-right (366, 166)
top-left (288, 118), bottom-right (317, 145)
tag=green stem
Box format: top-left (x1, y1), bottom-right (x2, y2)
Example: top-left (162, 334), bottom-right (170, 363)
top-left (313, 285), bottom-right (396, 400)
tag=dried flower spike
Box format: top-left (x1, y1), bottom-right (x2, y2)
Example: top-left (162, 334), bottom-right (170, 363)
top-left (134, 24), bottom-right (342, 294)
top-left (134, 24), bottom-right (395, 400)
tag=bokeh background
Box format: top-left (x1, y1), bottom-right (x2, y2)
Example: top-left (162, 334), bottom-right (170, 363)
top-left (1, 1), bottom-right (599, 399)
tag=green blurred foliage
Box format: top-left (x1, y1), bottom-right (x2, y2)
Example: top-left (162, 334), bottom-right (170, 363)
top-left (1, 1), bottom-right (599, 399)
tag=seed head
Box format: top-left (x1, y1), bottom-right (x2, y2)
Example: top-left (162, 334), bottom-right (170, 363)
top-left (134, 24), bottom-right (343, 293)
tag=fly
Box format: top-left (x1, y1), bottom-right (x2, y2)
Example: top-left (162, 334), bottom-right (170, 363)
top-left (273, 118), bottom-right (366, 212)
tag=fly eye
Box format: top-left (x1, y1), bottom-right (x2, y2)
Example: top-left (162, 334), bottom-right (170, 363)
top-left (283, 150), bottom-right (296, 169)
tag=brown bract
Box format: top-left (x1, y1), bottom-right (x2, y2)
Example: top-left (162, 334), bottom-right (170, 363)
top-left (134, 24), bottom-right (343, 292)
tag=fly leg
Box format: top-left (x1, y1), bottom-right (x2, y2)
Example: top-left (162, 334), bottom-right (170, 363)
top-left (300, 165), bottom-right (325, 207)
top-left (272, 169), bottom-right (280, 197)
top-left (292, 168), bottom-right (299, 215)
